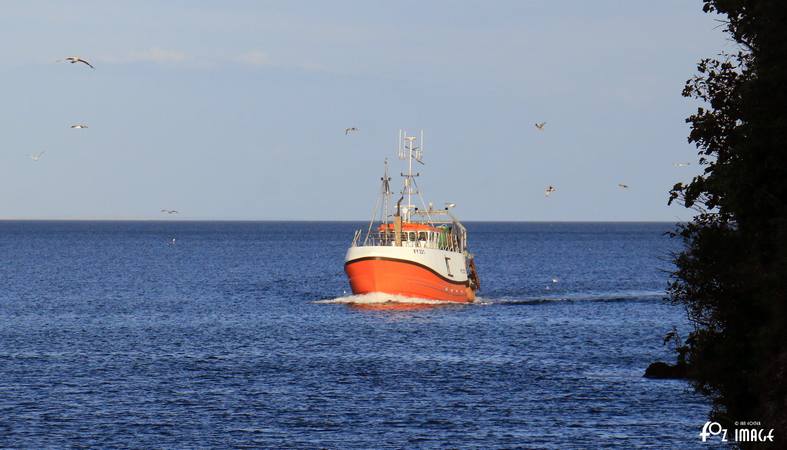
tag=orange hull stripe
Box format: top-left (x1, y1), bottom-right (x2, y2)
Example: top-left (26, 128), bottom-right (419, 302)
top-left (345, 259), bottom-right (475, 302)
top-left (345, 256), bottom-right (467, 285)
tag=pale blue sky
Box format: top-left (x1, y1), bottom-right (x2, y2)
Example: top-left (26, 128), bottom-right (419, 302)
top-left (0, 1), bottom-right (725, 220)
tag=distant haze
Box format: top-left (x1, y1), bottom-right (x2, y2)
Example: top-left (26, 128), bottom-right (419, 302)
top-left (0, 1), bottom-right (723, 221)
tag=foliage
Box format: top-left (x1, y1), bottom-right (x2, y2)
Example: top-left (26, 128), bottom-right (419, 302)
top-left (667, 0), bottom-right (787, 439)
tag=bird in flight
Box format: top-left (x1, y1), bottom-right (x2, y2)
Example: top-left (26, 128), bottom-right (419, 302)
top-left (618, 183), bottom-right (629, 189)
top-left (345, 127), bottom-right (358, 135)
top-left (544, 185), bottom-right (556, 197)
top-left (535, 122), bottom-right (546, 131)
top-left (70, 124), bottom-right (88, 129)
top-left (60, 56), bottom-right (95, 69)
top-left (30, 151), bottom-right (45, 161)
top-left (673, 162), bottom-right (691, 167)
top-left (160, 209), bottom-right (179, 214)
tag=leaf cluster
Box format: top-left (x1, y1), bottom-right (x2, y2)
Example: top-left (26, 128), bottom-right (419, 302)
top-left (667, 0), bottom-right (787, 440)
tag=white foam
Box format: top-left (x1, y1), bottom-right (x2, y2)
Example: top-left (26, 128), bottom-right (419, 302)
top-left (315, 292), bottom-right (468, 305)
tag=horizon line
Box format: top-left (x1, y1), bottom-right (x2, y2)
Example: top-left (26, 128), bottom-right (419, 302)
top-left (0, 217), bottom-right (686, 223)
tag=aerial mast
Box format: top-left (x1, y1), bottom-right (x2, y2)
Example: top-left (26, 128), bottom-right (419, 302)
top-left (398, 129), bottom-right (423, 222)
top-left (381, 158), bottom-right (391, 225)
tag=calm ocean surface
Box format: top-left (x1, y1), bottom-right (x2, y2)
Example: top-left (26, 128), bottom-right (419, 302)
top-left (0, 221), bottom-right (709, 448)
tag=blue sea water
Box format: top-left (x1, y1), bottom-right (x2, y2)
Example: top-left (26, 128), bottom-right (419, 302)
top-left (0, 221), bottom-right (710, 448)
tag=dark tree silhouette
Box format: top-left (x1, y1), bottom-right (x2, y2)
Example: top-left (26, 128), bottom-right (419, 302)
top-left (668, 0), bottom-right (787, 439)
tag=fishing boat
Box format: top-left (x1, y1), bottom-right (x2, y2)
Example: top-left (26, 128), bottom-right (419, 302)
top-left (344, 131), bottom-right (480, 303)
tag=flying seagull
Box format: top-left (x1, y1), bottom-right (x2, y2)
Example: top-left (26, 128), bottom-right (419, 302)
top-left (30, 151), bottom-right (45, 161)
top-left (544, 185), bottom-right (556, 197)
top-left (345, 127), bottom-right (358, 135)
top-left (160, 209), bottom-right (179, 214)
top-left (618, 183), bottom-right (629, 189)
top-left (535, 122), bottom-right (546, 131)
top-left (70, 124), bottom-right (88, 129)
top-left (60, 56), bottom-right (94, 69)
top-left (673, 162), bottom-right (691, 167)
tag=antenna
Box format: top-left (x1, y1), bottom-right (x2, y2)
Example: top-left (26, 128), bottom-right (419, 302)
top-left (396, 130), bottom-right (426, 221)
top-left (398, 131), bottom-right (424, 160)
top-left (398, 129), bottom-right (405, 160)
top-left (417, 129), bottom-right (424, 162)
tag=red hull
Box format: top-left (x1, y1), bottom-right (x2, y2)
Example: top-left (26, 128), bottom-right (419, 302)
top-left (345, 257), bottom-right (475, 303)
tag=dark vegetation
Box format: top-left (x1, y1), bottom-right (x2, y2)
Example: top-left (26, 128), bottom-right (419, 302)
top-left (663, 0), bottom-right (787, 439)
top-left (645, 327), bottom-right (689, 379)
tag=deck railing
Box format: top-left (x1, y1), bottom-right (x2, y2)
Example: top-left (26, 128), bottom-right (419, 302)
top-left (353, 230), bottom-right (463, 252)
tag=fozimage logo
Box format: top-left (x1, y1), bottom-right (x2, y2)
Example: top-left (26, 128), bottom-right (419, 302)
top-left (700, 421), bottom-right (775, 443)
top-left (700, 421), bottom-right (728, 442)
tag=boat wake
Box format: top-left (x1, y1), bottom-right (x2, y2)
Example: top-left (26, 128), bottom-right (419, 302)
top-left (315, 292), bottom-right (472, 309)
top-left (316, 290), bottom-right (663, 309)
top-left (477, 290), bottom-right (665, 306)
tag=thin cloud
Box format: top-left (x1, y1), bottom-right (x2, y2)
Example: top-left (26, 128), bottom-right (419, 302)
top-left (133, 48), bottom-right (190, 64)
top-left (97, 47), bottom-right (191, 65)
top-left (95, 47), bottom-right (327, 72)
top-left (233, 50), bottom-right (327, 72)
top-left (235, 50), bottom-right (272, 67)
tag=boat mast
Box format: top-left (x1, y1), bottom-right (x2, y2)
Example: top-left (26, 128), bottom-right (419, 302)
top-left (398, 129), bottom-right (423, 222)
top-left (381, 158), bottom-right (391, 225)
top-left (363, 158), bottom-right (392, 245)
